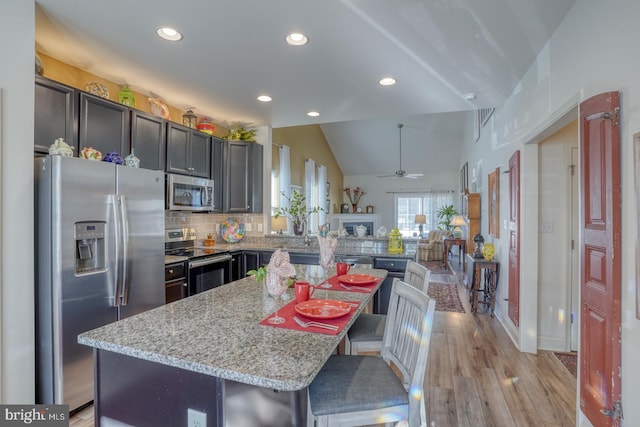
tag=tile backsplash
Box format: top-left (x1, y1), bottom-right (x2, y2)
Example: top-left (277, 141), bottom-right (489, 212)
top-left (165, 211), bottom-right (265, 241)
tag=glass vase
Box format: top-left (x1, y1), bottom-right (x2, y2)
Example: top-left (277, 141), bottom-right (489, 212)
top-left (352, 203), bottom-right (358, 213)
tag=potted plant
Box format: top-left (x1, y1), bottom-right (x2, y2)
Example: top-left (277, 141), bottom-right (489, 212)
top-left (247, 265), bottom-right (267, 284)
top-left (436, 204), bottom-right (459, 231)
top-left (225, 122), bottom-right (257, 142)
top-left (275, 189), bottom-right (322, 235)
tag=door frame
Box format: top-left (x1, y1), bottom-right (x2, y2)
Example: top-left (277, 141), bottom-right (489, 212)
top-left (513, 98), bottom-right (580, 354)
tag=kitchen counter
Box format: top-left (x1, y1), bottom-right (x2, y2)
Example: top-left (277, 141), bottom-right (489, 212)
top-left (78, 266), bottom-right (386, 426)
top-left (211, 239), bottom-right (417, 259)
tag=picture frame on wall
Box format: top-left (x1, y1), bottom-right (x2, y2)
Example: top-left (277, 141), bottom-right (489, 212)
top-left (460, 162), bottom-right (468, 193)
top-left (488, 167), bottom-right (500, 238)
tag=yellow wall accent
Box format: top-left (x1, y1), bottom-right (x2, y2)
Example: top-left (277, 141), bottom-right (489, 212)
top-left (37, 52), bottom-right (227, 137)
top-left (272, 125), bottom-right (343, 213)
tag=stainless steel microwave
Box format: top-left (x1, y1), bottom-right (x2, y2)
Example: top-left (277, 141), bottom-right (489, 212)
top-left (166, 174), bottom-right (215, 211)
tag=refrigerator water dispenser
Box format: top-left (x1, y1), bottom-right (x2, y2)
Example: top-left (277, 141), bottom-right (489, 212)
top-left (75, 221), bottom-right (106, 274)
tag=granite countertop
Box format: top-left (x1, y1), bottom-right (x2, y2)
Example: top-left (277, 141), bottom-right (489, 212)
top-left (212, 242), bottom-right (416, 259)
top-left (79, 266), bottom-right (387, 391)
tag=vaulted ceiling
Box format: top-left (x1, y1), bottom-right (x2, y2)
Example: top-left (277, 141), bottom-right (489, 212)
top-left (35, 0), bottom-right (576, 176)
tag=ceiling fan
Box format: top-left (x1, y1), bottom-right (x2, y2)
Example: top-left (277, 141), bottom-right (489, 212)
top-left (378, 124), bottom-right (424, 179)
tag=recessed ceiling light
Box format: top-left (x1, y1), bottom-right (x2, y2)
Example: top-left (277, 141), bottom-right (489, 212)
top-left (285, 32), bottom-right (308, 46)
top-left (307, 111), bottom-right (320, 117)
top-left (463, 93), bottom-right (477, 101)
top-left (379, 77), bottom-right (396, 86)
top-left (257, 95), bottom-right (272, 102)
top-left (156, 27), bottom-right (183, 41)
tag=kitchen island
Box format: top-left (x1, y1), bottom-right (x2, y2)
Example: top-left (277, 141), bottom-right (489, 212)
top-left (79, 266), bottom-right (387, 426)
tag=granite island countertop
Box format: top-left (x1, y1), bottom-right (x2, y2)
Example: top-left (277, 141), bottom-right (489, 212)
top-left (79, 266), bottom-right (387, 391)
top-left (211, 240), bottom-right (417, 259)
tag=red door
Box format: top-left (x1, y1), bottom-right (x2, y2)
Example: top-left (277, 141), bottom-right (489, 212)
top-left (508, 150), bottom-right (520, 326)
top-left (580, 92), bottom-right (622, 426)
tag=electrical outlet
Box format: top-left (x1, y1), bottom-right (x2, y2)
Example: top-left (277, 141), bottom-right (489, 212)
top-left (257, 223), bottom-right (263, 232)
top-left (187, 408), bottom-right (206, 427)
top-left (245, 223), bottom-right (252, 231)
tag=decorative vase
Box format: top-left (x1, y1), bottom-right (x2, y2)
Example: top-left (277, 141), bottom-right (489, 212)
top-left (352, 203), bottom-right (358, 213)
top-left (293, 222), bottom-right (305, 236)
top-left (482, 243), bottom-right (495, 260)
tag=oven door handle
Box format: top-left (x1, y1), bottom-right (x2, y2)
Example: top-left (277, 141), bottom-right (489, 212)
top-left (188, 254), bottom-right (232, 269)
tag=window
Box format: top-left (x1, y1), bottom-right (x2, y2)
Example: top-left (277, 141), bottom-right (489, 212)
top-left (271, 170), bottom-right (280, 216)
top-left (394, 191), bottom-right (455, 237)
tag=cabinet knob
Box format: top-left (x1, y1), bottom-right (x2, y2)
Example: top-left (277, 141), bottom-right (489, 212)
top-left (183, 282), bottom-right (188, 287)
top-left (168, 269), bottom-right (173, 274)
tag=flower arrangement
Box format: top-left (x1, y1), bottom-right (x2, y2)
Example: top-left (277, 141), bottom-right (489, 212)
top-left (344, 187), bottom-right (366, 205)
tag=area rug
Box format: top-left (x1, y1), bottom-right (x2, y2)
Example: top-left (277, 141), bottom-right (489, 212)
top-left (419, 261), bottom-right (453, 275)
top-left (428, 281), bottom-right (465, 313)
top-left (553, 352), bottom-right (577, 378)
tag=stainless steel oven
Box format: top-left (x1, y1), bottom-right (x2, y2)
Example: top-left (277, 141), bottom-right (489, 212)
top-left (188, 253), bottom-right (232, 296)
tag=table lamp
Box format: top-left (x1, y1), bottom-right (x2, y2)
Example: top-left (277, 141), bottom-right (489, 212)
top-left (450, 215), bottom-right (466, 238)
top-left (271, 216), bottom-right (287, 234)
top-left (414, 214), bottom-right (426, 238)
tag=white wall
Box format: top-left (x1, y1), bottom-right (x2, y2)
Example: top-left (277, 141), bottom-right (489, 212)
top-left (460, 0), bottom-right (640, 424)
top-left (0, 1), bottom-right (35, 402)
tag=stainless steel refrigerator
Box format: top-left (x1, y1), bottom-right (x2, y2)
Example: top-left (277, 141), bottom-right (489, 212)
top-left (35, 155), bottom-right (165, 412)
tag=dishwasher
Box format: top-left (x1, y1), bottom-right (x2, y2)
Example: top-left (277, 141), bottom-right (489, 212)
top-left (334, 255), bottom-right (373, 269)
top-left (372, 257), bottom-right (408, 314)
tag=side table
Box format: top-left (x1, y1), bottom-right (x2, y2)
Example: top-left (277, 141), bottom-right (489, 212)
top-left (443, 238), bottom-right (466, 272)
top-left (465, 254), bottom-right (499, 317)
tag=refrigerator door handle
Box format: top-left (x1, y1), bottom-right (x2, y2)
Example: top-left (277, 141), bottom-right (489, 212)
top-left (119, 195), bottom-right (130, 305)
top-left (110, 194), bottom-right (123, 307)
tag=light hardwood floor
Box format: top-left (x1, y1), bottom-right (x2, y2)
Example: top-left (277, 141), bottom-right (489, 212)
top-left (71, 254), bottom-right (576, 426)
top-left (426, 258), bottom-right (576, 427)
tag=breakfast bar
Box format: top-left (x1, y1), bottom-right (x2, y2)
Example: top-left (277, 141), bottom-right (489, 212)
top-left (78, 266), bottom-right (387, 426)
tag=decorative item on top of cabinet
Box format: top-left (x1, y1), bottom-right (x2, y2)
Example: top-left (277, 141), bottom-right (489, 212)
top-left (197, 117), bottom-right (215, 135)
top-left (225, 122), bottom-right (257, 142)
top-left (182, 109), bottom-right (197, 129)
top-left (118, 85), bottom-right (136, 107)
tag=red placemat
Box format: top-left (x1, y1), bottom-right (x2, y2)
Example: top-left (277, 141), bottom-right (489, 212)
top-left (260, 298), bottom-right (361, 335)
top-left (323, 275), bottom-right (381, 293)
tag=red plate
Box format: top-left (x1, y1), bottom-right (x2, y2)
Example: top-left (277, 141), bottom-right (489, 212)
top-left (294, 299), bottom-right (351, 319)
top-left (337, 274), bottom-right (378, 286)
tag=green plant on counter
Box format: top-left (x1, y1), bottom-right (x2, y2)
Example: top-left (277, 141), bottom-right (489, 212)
top-left (225, 122), bottom-right (257, 142)
top-left (274, 189), bottom-right (322, 233)
top-left (437, 204), bottom-right (459, 231)
top-left (247, 265), bottom-right (267, 283)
